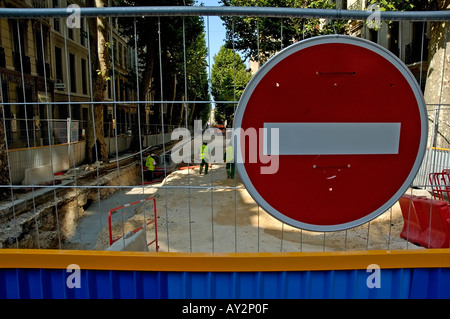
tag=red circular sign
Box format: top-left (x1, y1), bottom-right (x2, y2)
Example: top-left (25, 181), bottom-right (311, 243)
top-left (234, 35), bottom-right (427, 232)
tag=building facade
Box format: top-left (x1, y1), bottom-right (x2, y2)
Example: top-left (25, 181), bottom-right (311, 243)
top-left (0, 0), bottom-right (137, 150)
top-left (248, 0), bottom-right (430, 93)
top-left (348, 0), bottom-right (430, 91)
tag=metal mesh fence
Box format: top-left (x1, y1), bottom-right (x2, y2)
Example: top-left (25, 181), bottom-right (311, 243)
top-left (0, 5), bottom-right (449, 253)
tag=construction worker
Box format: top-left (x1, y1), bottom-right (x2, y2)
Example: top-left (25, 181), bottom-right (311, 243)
top-left (224, 141), bottom-right (235, 179)
top-left (145, 153), bottom-right (157, 181)
top-left (199, 142), bottom-right (209, 175)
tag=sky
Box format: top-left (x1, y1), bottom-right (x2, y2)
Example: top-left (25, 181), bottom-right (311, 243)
top-left (200, 0), bottom-right (227, 66)
top-left (194, 0), bottom-right (249, 111)
top-left (197, 0), bottom-right (227, 109)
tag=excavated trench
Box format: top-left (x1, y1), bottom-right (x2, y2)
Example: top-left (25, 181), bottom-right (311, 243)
top-left (0, 141), bottom-right (177, 249)
top-left (0, 158), bottom-right (141, 249)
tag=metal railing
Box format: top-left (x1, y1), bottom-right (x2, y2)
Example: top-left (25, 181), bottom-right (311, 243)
top-left (3, 117), bottom-right (184, 148)
top-left (108, 197), bottom-right (158, 251)
top-left (0, 6), bottom-right (449, 21)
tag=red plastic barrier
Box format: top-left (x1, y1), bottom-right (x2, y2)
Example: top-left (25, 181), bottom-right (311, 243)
top-left (399, 195), bottom-right (450, 248)
top-left (429, 172), bottom-right (450, 202)
top-left (108, 197), bottom-right (159, 251)
top-left (178, 164), bottom-right (212, 170)
top-left (179, 165), bottom-right (200, 170)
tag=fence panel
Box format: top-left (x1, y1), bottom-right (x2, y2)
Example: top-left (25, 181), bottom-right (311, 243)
top-left (0, 5), bottom-right (448, 255)
top-left (0, 4), bottom-right (449, 300)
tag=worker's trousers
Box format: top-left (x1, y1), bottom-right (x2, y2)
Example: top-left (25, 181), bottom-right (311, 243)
top-left (226, 163), bottom-right (235, 179)
top-left (200, 159), bottom-right (208, 174)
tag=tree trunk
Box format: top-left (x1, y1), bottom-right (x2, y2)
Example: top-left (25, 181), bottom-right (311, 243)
top-left (129, 42), bottom-right (156, 151)
top-left (178, 95), bottom-right (186, 128)
top-left (424, 2), bottom-right (449, 148)
top-left (169, 74), bottom-right (177, 127)
top-left (86, 0), bottom-right (110, 163)
top-left (0, 104), bottom-right (10, 199)
top-left (189, 102), bottom-right (196, 123)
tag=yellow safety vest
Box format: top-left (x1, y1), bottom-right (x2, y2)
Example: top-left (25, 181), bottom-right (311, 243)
top-left (146, 156), bottom-right (155, 171)
top-left (226, 145), bottom-right (234, 163)
top-left (201, 145), bottom-right (209, 160)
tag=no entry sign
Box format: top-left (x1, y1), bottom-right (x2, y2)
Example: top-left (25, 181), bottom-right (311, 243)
top-left (234, 35), bottom-right (427, 232)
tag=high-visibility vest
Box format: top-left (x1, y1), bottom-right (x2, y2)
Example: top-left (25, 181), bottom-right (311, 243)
top-left (201, 145), bottom-right (209, 160)
top-left (146, 156), bottom-right (155, 171)
top-left (226, 145), bottom-right (234, 163)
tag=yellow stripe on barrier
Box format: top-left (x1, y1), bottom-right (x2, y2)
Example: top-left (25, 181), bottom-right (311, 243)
top-left (428, 146), bottom-right (450, 151)
top-left (0, 249), bottom-right (450, 272)
top-left (9, 140), bottom-right (84, 152)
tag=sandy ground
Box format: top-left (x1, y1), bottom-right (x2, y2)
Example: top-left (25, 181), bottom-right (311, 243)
top-left (75, 162), bottom-right (427, 253)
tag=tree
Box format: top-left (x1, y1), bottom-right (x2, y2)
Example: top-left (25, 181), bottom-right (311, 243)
top-left (422, 0), bottom-right (450, 148)
top-left (184, 30), bottom-right (211, 125)
top-left (154, 15), bottom-right (210, 129)
top-left (0, 105), bottom-right (9, 200)
top-left (211, 46), bottom-right (252, 125)
top-left (118, 0), bottom-right (210, 151)
top-left (225, 0), bottom-right (449, 149)
top-left (368, 0), bottom-right (449, 148)
top-left (86, 0), bottom-right (111, 163)
top-left (221, 0), bottom-right (348, 63)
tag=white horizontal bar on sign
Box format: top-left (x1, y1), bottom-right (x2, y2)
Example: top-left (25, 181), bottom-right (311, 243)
top-left (263, 122), bottom-right (401, 155)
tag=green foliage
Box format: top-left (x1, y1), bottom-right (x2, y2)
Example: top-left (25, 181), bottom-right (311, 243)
top-left (367, 0), bottom-right (414, 11)
top-left (117, 0), bottom-right (210, 127)
top-left (211, 46), bottom-right (252, 125)
top-left (96, 69), bottom-right (111, 81)
top-left (365, 0), bottom-right (414, 29)
top-left (221, 0), bottom-right (348, 61)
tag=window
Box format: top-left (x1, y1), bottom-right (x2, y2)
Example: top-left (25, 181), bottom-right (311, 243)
top-left (114, 38), bottom-right (118, 64)
top-left (81, 58), bottom-right (87, 95)
top-left (55, 46), bottom-right (63, 82)
top-left (107, 70), bottom-right (112, 99)
top-left (389, 22), bottom-right (400, 58)
top-left (80, 18), bottom-right (86, 46)
top-left (128, 47), bottom-right (136, 69)
top-left (68, 27), bottom-right (74, 40)
top-left (17, 87), bottom-right (34, 141)
top-left (35, 28), bottom-right (49, 77)
top-left (123, 45), bottom-right (128, 69)
top-left (11, 21), bottom-right (25, 56)
top-left (119, 43), bottom-right (123, 67)
top-left (115, 77), bottom-right (119, 100)
top-left (11, 21), bottom-right (29, 73)
top-left (69, 53), bottom-right (76, 93)
top-left (35, 30), bottom-right (44, 68)
top-left (53, 0), bottom-right (60, 32)
top-left (119, 79), bottom-right (124, 101)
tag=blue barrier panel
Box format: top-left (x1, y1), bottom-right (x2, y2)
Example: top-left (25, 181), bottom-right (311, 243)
top-left (0, 267), bottom-right (430, 299)
top-left (409, 268), bottom-right (450, 298)
top-left (1, 249), bottom-right (450, 299)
